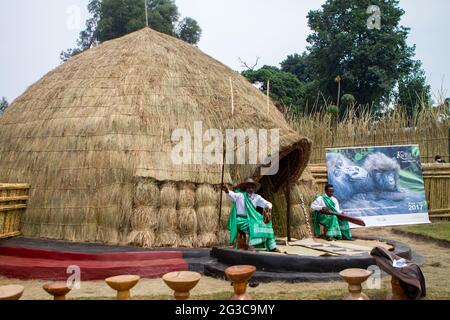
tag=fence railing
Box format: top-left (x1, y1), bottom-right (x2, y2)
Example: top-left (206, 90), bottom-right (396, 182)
top-left (0, 183), bottom-right (30, 239)
top-left (309, 164), bottom-right (450, 219)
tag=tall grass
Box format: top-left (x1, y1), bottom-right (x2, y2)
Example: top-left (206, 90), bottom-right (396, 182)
top-left (287, 103), bottom-right (449, 164)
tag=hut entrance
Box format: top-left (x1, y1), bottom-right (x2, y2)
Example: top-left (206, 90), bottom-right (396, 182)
top-left (258, 148), bottom-right (300, 238)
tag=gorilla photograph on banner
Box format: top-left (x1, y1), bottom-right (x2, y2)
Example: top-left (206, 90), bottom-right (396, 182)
top-left (326, 145), bottom-right (430, 227)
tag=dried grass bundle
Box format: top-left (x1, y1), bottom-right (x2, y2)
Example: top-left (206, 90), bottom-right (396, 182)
top-left (178, 235), bottom-right (197, 248)
top-left (196, 206), bottom-right (217, 232)
top-left (157, 232), bottom-right (178, 247)
top-left (177, 208), bottom-right (197, 235)
top-left (195, 185), bottom-right (218, 207)
top-left (196, 206), bottom-right (218, 247)
top-left (131, 206), bottom-right (158, 231)
top-left (178, 183), bottom-right (196, 208)
top-left (197, 233), bottom-right (218, 247)
top-left (134, 179), bottom-right (160, 207)
top-left (292, 224), bottom-right (310, 240)
top-left (290, 184), bottom-right (302, 204)
top-left (290, 204), bottom-right (304, 227)
top-left (160, 183), bottom-right (178, 208)
top-left (218, 230), bottom-right (230, 246)
top-left (220, 205), bottom-right (231, 229)
top-left (157, 207), bottom-right (177, 231)
top-left (157, 207), bottom-right (178, 246)
top-left (128, 230), bottom-right (155, 248)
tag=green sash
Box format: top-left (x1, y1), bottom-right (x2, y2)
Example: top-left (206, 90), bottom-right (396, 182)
top-left (312, 194), bottom-right (351, 240)
top-left (322, 194), bottom-right (338, 213)
top-left (228, 190), bottom-right (275, 248)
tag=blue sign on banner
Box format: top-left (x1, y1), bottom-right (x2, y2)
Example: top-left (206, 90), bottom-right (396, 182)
top-left (326, 145), bottom-right (430, 227)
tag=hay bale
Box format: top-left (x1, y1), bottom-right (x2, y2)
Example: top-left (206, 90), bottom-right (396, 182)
top-left (134, 179), bottom-right (160, 207)
top-left (290, 184), bottom-right (302, 204)
top-left (156, 207), bottom-right (179, 246)
top-left (160, 182), bottom-right (178, 208)
top-left (178, 235), bottom-right (197, 248)
top-left (177, 208), bottom-right (197, 236)
top-left (157, 207), bottom-right (177, 231)
top-left (218, 230), bottom-right (230, 246)
top-left (178, 182), bottom-right (196, 208)
top-left (157, 231), bottom-right (178, 247)
top-left (195, 185), bottom-right (218, 207)
top-left (128, 230), bottom-right (156, 248)
top-left (197, 206), bottom-right (217, 232)
top-left (96, 228), bottom-right (119, 244)
top-left (292, 224), bottom-right (310, 240)
top-left (220, 205), bottom-right (231, 229)
top-left (197, 233), bottom-right (218, 247)
top-left (291, 204), bottom-right (304, 227)
top-left (197, 206), bottom-right (218, 247)
top-left (131, 206), bottom-right (158, 231)
top-left (176, 207), bottom-right (197, 248)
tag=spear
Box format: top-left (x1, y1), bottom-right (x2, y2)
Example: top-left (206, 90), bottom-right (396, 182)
top-left (218, 78), bottom-right (234, 228)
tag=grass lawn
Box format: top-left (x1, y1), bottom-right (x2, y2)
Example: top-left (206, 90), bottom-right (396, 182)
top-left (393, 222), bottom-right (450, 242)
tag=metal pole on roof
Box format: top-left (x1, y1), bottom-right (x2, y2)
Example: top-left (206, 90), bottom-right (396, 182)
top-left (144, 0), bottom-right (149, 27)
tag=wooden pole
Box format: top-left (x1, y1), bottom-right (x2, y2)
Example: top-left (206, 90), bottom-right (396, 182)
top-left (230, 78), bottom-right (234, 116)
top-left (286, 160), bottom-right (291, 242)
top-left (218, 78), bottom-right (234, 229)
top-left (267, 80), bottom-right (270, 115)
top-left (218, 145), bottom-right (226, 230)
top-left (144, 0), bottom-right (149, 27)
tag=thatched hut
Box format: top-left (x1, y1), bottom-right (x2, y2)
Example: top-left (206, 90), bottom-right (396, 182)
top-left (0, 28), bottom-right (318, 247)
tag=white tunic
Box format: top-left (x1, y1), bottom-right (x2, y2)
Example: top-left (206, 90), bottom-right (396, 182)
top-left (310, 196), bottom-right (343, 214)
top-left (228, 191), bottom-right (273, 217)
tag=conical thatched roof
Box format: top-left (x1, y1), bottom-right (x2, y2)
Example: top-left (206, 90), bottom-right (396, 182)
top-left (0, 28), bottom-right (311, 246)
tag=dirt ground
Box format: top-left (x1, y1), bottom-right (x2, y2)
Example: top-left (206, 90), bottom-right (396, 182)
top-left (0, 227), bottom-right (449, 300)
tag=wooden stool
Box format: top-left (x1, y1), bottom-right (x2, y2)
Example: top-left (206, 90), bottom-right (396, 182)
top-left (225, 265), bottom-right (256, 300)
top-left (386, 276), bottom-right (410, 300)
top-left (162, 271), bottom-right (201, 300)
top-left (0, 285), bottom-right (24, 300)
top-left (105, 275), bottom-right (140, 300)
top-left (43, 282), bottom-right (71, 300)
top-left (339, 268), bottom-right (372, 300)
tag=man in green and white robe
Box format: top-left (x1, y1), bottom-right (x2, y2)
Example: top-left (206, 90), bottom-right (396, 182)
top-left (311, 184), bottom-right (352, 241)
top-left (222, 179), bottom-right (279, 252)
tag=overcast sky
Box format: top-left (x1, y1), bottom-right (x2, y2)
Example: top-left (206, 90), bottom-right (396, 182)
top-left (1, 0), bottom-right (449, 103)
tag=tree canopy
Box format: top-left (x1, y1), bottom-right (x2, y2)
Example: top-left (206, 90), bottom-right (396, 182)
top-left (61, 0), bottom-right (202, 62)
top-left (242, 66), bottom-right (305, 115)
top-left (0, 97), bottom-right (9, 115)
top-left (242, 0), bottom-right (431, 117)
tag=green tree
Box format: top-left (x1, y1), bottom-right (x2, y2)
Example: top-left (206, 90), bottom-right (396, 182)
top-left (61, 0), bottom-right (201, 61)
top-left (308, 0), bottom-right (419, 112)
top-left (0, 97), bottom-right (9, 115)
top-left (280, 53), bottom-right (312, 83)
top-left (282, 0), bottom-right (427, 116)
top-left (177, 17), bottom-right (202, 45)
top-left (242, 65), bottom-right (305, 115)
top-left (397, 62), bottom-right (431, 119)
top-left (61, 0), bottom-right (101, 61)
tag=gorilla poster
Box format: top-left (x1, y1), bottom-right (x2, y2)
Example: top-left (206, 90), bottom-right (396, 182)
top-left (326, 145), bottom-right (430, 227)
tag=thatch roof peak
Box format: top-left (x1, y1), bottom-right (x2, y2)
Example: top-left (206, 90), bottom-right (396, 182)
top-left (2, 26), bottom-right (310, 185)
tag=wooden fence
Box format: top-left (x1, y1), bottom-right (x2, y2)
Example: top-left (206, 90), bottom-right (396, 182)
top-left (309, 164), bottom-right (450, 219)
top-left (0, 184), bottom-right (30, 239)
